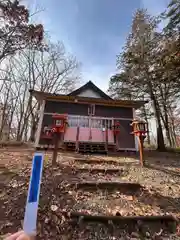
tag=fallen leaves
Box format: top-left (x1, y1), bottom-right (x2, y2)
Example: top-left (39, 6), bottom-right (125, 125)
top-left (0, 149), bottom-right (180, 239)
top-left (50, 205), bottom-right (58, 212)
top-left (120, 194), bottom-right (134, 201)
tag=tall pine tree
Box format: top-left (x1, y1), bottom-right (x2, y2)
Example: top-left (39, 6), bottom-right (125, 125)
top-left (166, 0), bottom-right (180, 31)
top-left (114, 9), bottom-right (166, 151)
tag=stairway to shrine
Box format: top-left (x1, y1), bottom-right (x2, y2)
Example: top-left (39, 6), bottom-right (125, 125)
top-left (40, 153), bottom-right (178, 239)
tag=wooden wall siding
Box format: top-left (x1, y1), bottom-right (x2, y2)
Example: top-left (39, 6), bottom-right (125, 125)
top-left (39, 138), bottom-right (54, 145)
top-left (42, 114), bottom-right (53, 127)
top-left (40, 100), bottom-right (135, 149)
top-left (95, 105), bottom-right (133, 119)
top-left (45, 101), bottom-right (88, 116)
top-left (45, 100), bottom-right (133, 119)
top-left (117, 120), bottom-right (135, 149)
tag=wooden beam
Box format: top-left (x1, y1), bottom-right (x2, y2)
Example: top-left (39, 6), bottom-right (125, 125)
top-left (44, 113), bottom-right (133, 121)
top-left (45, 97), bottom-right (145, 108)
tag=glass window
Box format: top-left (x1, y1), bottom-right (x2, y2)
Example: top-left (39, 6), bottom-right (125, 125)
top-left (68, 116), bottom-right (78, 127)
top-left (79, 117), bottom-right (89, 127)
top-left (68, 116), bottom-right (90, 127)
top-left (67, 115), bottom-right (113, 129)
top-left (91, 119), bottom-right (101, 128)
top-left (102, 119), bottom-right (113, 129)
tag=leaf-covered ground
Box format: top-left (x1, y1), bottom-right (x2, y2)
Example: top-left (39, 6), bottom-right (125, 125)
top-left (0, 148), bottom-right (180, 239)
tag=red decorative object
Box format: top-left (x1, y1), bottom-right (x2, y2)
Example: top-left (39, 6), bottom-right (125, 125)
top-left (131, 120), bottom-right (148, 136)
top-left (52, 113), bottom-right (68, 133)
top-left (51, 113), bottom-right (68, 165)
top-left (51, 127), bottom-right (57, 133)
top-left (41, 126), bottom-right (53, 139)
top-left (131, 119), bottom-right (148, 166)
top-left (133, 130), bottom-right (147, 137)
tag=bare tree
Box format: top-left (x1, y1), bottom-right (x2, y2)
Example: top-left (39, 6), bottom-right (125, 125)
top-left (0, 0), bottom-right (43, 63)
top-left (0, 40), bottom-right (80, 142)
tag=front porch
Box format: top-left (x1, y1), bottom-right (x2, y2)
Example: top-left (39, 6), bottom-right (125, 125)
top-left (39, 115), bottom-right (137, 153)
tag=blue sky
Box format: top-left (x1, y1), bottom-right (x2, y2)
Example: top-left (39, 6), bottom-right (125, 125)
top-left (28, 0), bottom-right (169, 92)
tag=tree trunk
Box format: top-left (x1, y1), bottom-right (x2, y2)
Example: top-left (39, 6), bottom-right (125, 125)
top-left (168, 107), bottom-right (177, 148)
top-left (169, 123), bottom-right (176, 147)
top-left (142, 104), bottom-right (150, 145)
top-left (18, 116), bottom-right (29, 141)
top-left (160, 102), bottom-right (172, 147)
top-left (150, 91), bottom-right (166, 151)
top-left (29, 101), bottom-right (40, 142)
top-left (24, 123), bottom-right (28, 142)
top-left (16, 114), bottom-right (24, 141)
top-left (165, 125), bottom-right (172, 147)
top-left (29, 119), bottom-right (37, 142)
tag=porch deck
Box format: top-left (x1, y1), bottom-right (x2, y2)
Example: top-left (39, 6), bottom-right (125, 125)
top-left (39, 115), bottom-right (136, 152)
top-left (64, 127), bottom-right (114, 144)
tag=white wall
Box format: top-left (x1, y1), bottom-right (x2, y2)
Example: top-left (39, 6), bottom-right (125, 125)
top-left (77, 89), bottom-right (102, 98)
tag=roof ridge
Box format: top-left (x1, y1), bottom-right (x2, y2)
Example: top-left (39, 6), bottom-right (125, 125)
top-left (67, 81), bottom-right (112, 100)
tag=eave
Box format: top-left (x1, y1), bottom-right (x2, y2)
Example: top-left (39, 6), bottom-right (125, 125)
top-left (29, 89), bottom-right (148, 109)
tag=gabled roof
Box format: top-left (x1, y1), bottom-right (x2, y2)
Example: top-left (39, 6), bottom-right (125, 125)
top-left (67, 81), bottom-right (112, 100)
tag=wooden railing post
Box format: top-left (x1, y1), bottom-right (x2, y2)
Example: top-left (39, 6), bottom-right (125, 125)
top-left (105, 123), bottom-right (108, 153)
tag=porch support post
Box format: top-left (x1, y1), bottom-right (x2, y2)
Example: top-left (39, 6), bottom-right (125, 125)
top-left (35, 100), bottom-right (46, 148)
top-left (133, 108), bottom-right (139, 151)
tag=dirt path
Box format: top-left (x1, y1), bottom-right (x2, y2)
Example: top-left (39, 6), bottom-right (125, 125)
top-left (0, 149), bottom-right (180, 239)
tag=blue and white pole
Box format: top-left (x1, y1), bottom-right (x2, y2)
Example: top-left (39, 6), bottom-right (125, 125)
top-left (23, 152), bottom-right (44, 235)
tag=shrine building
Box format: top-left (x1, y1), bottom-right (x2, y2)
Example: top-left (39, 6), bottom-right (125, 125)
top-left (30, 81), bottom-right (147, 153)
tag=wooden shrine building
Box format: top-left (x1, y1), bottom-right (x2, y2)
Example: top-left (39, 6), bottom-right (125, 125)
top-left (30, 81), bottom-right (147, 153)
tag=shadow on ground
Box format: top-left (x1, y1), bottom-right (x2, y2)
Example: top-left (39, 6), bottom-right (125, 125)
top-left (135, 188), bottom-right (180, 217)
top-left (145, 163), bottom-right (180, 178)
top-left (0, 163), bottom-right (81, 237)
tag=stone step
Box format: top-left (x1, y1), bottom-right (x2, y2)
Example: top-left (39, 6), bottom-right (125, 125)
top-left (75, 159), bottom-right (138, 166)
top-left (71, 181), bottom-right (142, 194)
top-left (75, 167), bottom-right (124, 174)
top-left (65, 211), bottom-right (177, 234)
